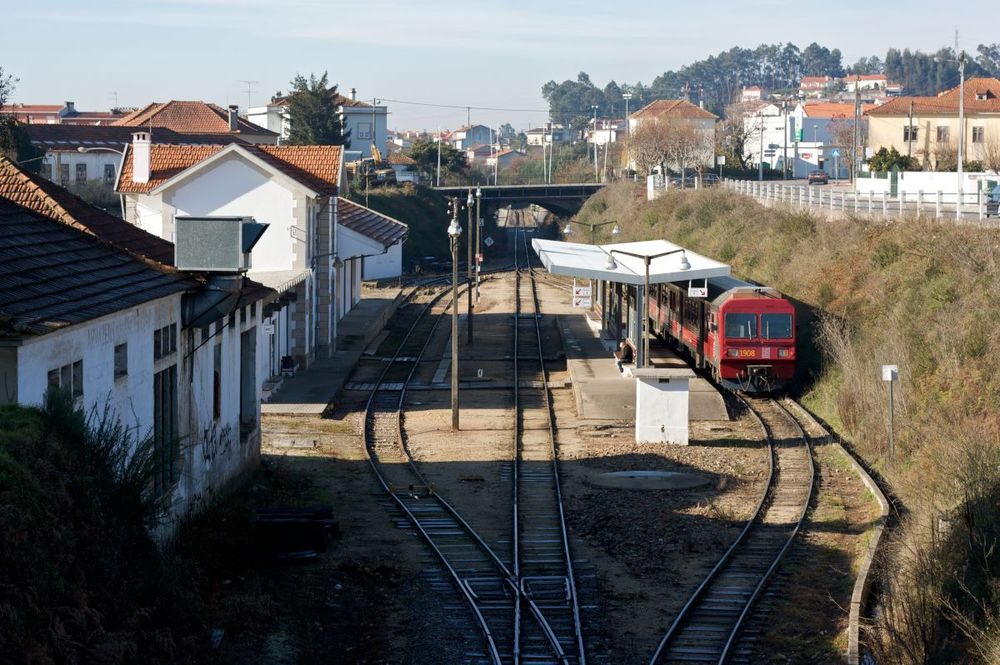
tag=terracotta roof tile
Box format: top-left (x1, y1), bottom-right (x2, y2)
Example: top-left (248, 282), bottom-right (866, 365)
top-left (867, 77), bottom-right (1000, 116)
top-left (113, 100), bottom-right (277, 136)
top-left (337, 198), bottom-right (407, 248)
top-left (802, 102), bottom-right (876, 119)
top-left (630, 99), bottom-right (719, 121)
top-left (387, 152), bottom-right (416, 165)
top-left (0, 155), bottom-right (176, 265)
top-left (117, 144), bottom-right (343, 195)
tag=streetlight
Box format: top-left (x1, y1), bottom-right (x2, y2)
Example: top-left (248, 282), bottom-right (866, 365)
top-left (592, 104), bottom-right (599, 182)
top-left (936, 51), bottom-right (967, 218)
top-left (466, 189), bottom-right (474, 345)
top-left (608, 248), bottom-right (690, 368)
top-left (623, 93), bottom-right (633, 175)
top-left (563, 219), bottom-right (621, 245)
top-left (448, 199), bottom-right (463, 431)
top-left (475, 187), bottom-right (482, 303)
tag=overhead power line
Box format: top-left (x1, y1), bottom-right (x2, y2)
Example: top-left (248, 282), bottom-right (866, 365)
top-left (378, 97), bottom-right (549, 113)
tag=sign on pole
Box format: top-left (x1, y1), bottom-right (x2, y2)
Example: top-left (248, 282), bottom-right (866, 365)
top-left (831, 148), bottom-right (841, 158)
top-left (572, 278), bottom-right (593, 308)
top-left (882, 364), bottom-right (898, 382)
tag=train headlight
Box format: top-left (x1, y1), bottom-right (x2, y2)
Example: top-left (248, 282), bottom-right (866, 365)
top-left (726, 348), bottom-right (740, 357)
top-left (778, 348), bottom-right (792, 358)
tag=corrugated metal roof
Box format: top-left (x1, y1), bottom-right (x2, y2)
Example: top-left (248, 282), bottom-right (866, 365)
top-left (0, 200), bottom-right (195, 336)
top-left (337, 198), bottom-right (408, 248)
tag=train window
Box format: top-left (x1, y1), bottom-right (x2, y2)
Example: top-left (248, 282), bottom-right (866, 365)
top-left (725, 312), bottom-right (756, 339)
top-left (761, 313), bottom-right (793, 339)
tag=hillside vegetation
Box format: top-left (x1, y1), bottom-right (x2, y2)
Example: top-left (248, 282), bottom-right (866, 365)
top-left (575, 183), bottom-right (1000, 662)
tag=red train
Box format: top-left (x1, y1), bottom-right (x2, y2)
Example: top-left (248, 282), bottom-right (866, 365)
top-left (648, 276), bottom-right (796, 393)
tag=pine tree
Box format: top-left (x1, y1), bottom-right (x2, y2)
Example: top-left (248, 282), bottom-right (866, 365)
top-left (285, 71), bottom-right (351, 147)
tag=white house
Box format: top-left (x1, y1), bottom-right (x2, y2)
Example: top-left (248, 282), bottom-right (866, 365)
top-left (115, 135), bottom-right (407, 372)
top-left (0, 163), bottom-right (275, 539)
top-left (247, 90), bottom-right (387, 158)
top-left (526, 123), bottom-right (571, 146)
top-left (450, 124), bottom-right (495, 150)
top-left (24, 124), bottom-right (251, 212)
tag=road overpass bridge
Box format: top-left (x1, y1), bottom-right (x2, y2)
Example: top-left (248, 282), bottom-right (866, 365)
top-left (434, 183), bottom-right (605, 217)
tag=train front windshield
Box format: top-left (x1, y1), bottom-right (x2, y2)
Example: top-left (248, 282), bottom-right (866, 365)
top-left (761, 313), bottom-right (793, 340)
top-left (725, 313), bottom-right (756, 339)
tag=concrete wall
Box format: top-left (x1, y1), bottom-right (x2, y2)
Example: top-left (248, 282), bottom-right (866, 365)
top-left (363, 242), bottom-right (402, 280)
top-left (9, 291), bottom-right (264, 539)
top-left (14, 296), bottom-right (179, 436)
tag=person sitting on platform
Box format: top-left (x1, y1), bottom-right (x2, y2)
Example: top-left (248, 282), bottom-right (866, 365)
top-left (615, 340), bottom-right (634, 373)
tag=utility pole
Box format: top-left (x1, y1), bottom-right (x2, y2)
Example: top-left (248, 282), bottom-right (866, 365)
top-left (853, 75), bottom-right (861, 182)
top-left (907, 100), bottom-right (914, 160)
top-left (957, 51), bottom-right (967, 219)
top-left (758, 110), bottom-right (764, 181)
top-left (475, 187), bottom-right (482, 303)
top-left (448, 200), bottom-right (462, 431)
top-left (466, 189), bottom-right (474, 344)
top-left (436, 126), bottom-right (442, 187)
top-left (782, 102), bottom-right (788, 180)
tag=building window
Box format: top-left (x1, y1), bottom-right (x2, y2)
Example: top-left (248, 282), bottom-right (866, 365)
top-left (75, 163), bottom-right (87, 181)
top-left (213, 343), bottom-right (222, 420)
top-left (47, 359), bottom-right (83, 402)
top-left (903, 126), bottom-right (918, 142)
top-left (59, 163), bottom-right (69, 185)
top-left (104, 164), bottom-right (116, 183)
top-left (972, 126), bottom-right (985, 143)
top-left (40, 163), bottom-right (52, 180)
top-left (357, 122), bottom-right (371, 140)
top-left (153, 323), bottom-right (177, 361)
top-left (114, 343), bottom-right (128, 380)
top-left (152, 364), bottom-right (178, 497)
top-left (936, 126), bottom-right (950, 142)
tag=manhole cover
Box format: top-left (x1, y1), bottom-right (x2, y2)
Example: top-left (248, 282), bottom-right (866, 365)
top-left (590, 470), bottom-right (711, 490)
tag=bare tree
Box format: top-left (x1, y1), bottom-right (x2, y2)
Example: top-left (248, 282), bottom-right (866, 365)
top-left (662, 118), bottom-right (708, 179)
top-left (720, 102), bottom-right (764, 170)
top-left (630, 119), bottom-right (672, 176)
top-left (976, 131), bottom-right (1000, 173)
top-left (0, 67), bottom-right (20, 157)
top-left (828, 117), bottom-right (867, 179)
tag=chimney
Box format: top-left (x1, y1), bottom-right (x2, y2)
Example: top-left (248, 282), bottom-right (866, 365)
top-left (64, 101), bottom-right (75, 114)
top-left (228, 105), bottom-right (239, 131)
top-left (132, 132), bottom-right (151, 184)
top-left (350, 87), bottom-right (357, 101)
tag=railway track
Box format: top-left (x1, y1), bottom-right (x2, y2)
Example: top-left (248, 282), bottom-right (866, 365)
top-left (649, 397), bottom-right (815, 665)
top-left (363, 272), bottom-right (574, 664)
top-left (513, 228), bottom-right (587, 664)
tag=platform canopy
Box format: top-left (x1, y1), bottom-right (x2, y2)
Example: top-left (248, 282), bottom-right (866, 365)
top-left (531, 238), bottom-right (730, 285)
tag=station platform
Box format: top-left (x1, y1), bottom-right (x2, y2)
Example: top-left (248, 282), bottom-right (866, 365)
top-left (262, 285), bottom-right (405, 416)
top-left (558, 312), bottom-right (729, 422)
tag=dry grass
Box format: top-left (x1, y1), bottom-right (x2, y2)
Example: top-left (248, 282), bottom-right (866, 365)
top-left (574, 182), bottom-right (1000, 663)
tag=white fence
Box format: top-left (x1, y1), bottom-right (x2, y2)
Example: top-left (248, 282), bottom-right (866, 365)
top-left (724, 179), bottom-right (997, 222)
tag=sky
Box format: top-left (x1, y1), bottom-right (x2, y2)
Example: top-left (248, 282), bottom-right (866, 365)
top-left (2, 0), bottom-right (997, 132)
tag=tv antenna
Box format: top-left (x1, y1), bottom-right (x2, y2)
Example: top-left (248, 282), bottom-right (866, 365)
top-left (238, 80), bottom-right (258, 111)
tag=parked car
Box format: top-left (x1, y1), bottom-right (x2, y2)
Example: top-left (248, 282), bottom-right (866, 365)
top-left (987, 185), bottom-right (1000, 218)
top-left (807, 169), bottom-right (829, 185)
